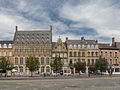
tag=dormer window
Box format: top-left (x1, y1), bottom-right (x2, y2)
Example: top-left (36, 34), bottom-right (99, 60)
top-left (8, 44), bottom-right (12, 48)
top-left (0, 44), bottom-right (2, 48)
top-left (4, 44), bottom-right (7, 48)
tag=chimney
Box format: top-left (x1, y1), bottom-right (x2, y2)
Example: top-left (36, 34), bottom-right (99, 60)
top-left (50, 25), bottom-right (52, 32)
top-left (96, 40), bottom-right (98, 43)
top-left (15, 26), bottom-right (18, 32)
top-left (81, 36), bottom-right (84, 41)
top-left (65, 37), bottom-right (68, 44)
top-left (112, 37), bottom-right (115, 46)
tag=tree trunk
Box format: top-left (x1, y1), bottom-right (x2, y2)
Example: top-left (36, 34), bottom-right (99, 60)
top-left (5, 70), bottom-right (7, 80)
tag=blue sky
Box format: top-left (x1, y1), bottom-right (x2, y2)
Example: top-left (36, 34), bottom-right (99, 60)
top-left (0, 0), bottom-right (120, 43)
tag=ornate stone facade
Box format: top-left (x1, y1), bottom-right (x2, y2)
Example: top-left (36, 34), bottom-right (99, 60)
top-left (52, 37), bottom-right (70, 75)
top-left (66, 37), bottom-right (99, 74)
top-left (13, 26), bottom-right (52, 75)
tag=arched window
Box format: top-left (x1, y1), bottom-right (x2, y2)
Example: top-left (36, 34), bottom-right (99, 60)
top-left (19, 66), bottom-right (23, 72)
top-left (74, 44), bottom-right (77, 49)
top-left (69, 45), bottom-right (72, 49)
top-left (46, 66), bottom-right (50, 72)
top-left (78, 45), bottom-right (81, 49)
top-left (41, 66), bottom-right (44, 72)
top-left (15, 66), bottom-right (18, 71)
top-left (91, 45), bottom-right (94, 49)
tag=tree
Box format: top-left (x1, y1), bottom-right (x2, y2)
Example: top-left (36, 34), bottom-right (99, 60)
top-left (0, 57), bottom-right (14, 79)
top-left (74, 59), bottom-right (86, 75)
top-left (26, 56), bottom-right (40, 77)
top-left (95, 57), bottom-right (108, 74)
top-left (50, 56), bottom-right (64, 76)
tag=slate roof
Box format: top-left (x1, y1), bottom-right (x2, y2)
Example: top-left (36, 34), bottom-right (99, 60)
top-left (67, 40), bottom-right (98, 45)
top-left (98, 43), bottom-right (119, 50)
top-left (13, 30), bottom-right (52, 44)
top-left (0, 41), bottom-right (13, 44)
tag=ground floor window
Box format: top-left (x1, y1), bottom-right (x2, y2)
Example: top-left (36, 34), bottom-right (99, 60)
top-left (41, 66), bottom-right (44, 72)
top-left (46, 66), bottom-right (50, 72)
top-left (20, 66), bottom-right (23, 72)
top-left (115, 68), bottom-right (120, 72)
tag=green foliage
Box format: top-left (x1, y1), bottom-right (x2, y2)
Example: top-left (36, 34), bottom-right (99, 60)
top-left (95, 57), bottom-right (108, 72)
top-left (0, 57), bottom-right (14, 71)
top-left (74, 59), bottom-right (86, 75)
top-left (26, 56), bottom-right (40, 76)
top-left (50, 56), bottom-right (64, 75)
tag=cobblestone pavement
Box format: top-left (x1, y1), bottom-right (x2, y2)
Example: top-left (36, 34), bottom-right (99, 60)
top-left (0, 77), bottom-right (120, 90)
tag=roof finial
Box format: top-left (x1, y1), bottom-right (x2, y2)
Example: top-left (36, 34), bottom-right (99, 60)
top-left (50, 25), bottom-right (52, 32)
top-left (16, 26), bottom-right (18, 32)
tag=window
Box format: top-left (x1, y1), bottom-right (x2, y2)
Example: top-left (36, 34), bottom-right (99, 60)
top-left (9, 52), bottom-right (12, 56)
top-left (15, 57), bottom-right (18, 64)
top-left (110, 59), bottom-right (112, 65)
top-left (91, 52), bottom-right (94, 56)
top-left (46, 66), bottom-right (50, 72)
top-left (64, 59), bottom-right (67, 64)
top-left (101, 51), bottom-right (103, 56)
top-left (82, 59), bottom-right (85, 62)
top-left (105, 52), bottom-right (107, 57)
top-left (20, 57), bottom-right (23, 64)
top-left (46, 57), bottom-right (49, 65)
top-left (70, 59), bottom-right (72, 64)
top-left (74, 59), bottom-right (76, 63)
top-left (74, 52), bottom-right (76, 57)
top-left (96, 59), bottom-right (98, 62)
top-left (52, 53), bottom-right (55, 57)
top-left (115, 59), bottom-right (117, 64)
top-left (41, 66), bottom-right (44, 72)
top-left (4, 51), bottom-right (7, 56)
top-left (0, 51), bottom-right (1, 56)
top-left (20, 66), bottom-right (23, 72)
top-left (60, 53), bottom-right (63, 57)
top-left (70, 52), bottom-right (72, 57)
top-left (95, 52), bottom-right (98, 56)
top-left (115, 68), bottom-right (119, 72)
top-left (64, 53), bottom-right (67, 58)
top-left (92, 59), bottom-right (94, 65)
top-left (41, 57), bottom-right (44, 65)
top-left (87, 59), bottom-right (90, 65)
top-left (115, 52), bottom-right (117, 57)
top-left (110, 52), bottom-right (112, 57)
top-left (82, 52), bottom-right (85, 57)
top-left (78, 52), bottom-right (80, 56)
top-left (88, 52), bottom-right (90, 56)
top-left (69, 45), bottom-right (72, 49)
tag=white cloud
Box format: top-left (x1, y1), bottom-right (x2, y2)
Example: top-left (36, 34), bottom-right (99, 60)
top-left (59, 0), bottom-right (120, 42)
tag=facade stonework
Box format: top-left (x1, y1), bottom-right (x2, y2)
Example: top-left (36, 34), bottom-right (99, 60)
top-left (0, 26), bottom-right (120, 75)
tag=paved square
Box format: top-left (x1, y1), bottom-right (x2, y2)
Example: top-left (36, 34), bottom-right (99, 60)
top-left (0, 77), bottom-right (120, 90)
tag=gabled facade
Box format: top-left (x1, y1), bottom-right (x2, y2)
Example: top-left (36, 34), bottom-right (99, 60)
top-left (52, 37), bottom-right (70, 75)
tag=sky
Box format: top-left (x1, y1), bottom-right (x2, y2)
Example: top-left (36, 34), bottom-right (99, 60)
top-left (0, 0), bottom-right (120, 43)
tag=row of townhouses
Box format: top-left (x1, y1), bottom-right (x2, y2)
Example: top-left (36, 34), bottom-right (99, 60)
top-left (0, 26), bottom-right (120, 75)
